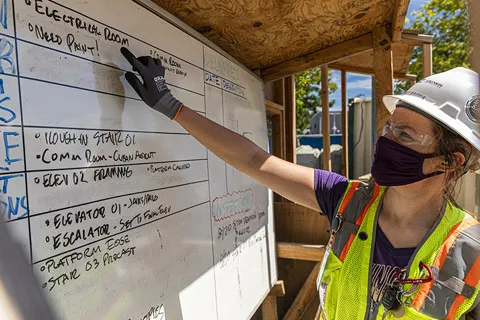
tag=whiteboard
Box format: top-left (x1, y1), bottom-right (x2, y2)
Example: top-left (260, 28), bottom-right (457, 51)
top-left (0, 0), bottom-right (277, 319)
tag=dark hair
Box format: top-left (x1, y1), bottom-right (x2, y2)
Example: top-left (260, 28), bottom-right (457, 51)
top-left (433, 124), bottom-right (480, 207)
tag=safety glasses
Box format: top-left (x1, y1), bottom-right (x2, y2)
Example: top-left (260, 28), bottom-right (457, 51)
top-left (382, 121), bottom-right (435, 147)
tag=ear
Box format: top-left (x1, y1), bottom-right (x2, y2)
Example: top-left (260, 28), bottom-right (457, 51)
top-left (438, 152), bottom-right (466, 172)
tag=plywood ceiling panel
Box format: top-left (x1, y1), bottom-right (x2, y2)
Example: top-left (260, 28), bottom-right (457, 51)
top-left (152, 0), bottom-right (395, 70)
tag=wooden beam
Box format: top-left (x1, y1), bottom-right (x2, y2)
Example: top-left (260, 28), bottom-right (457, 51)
top-left (262, 296), bottom-right (278, 320)
top-left (269, 280), bottom-right (286, 297)
top-left (329, 64), bottom-right (416, 81)
top-left (266, 99), bottom-right (285, 114)
top-left (321, 66), bottom-right (331, 171)
top-left (392, 0), bottom-right (410, 42)
top-left (401, 33), bottom-right (434, 46)
top-left (274, 79), bottom-right (285, 106)
top-left (472, 0), bottom-right (480, 73)
top-left (285, 76), bottom-right (296, 164)
top-left (283, 263), bottom-right (322, 320)
top-left (261, 33), bottom-right (373, 82)
top-left (277, 242), bottom-right (327, 262)
top-left (422, 43), bottom-right (433, 78)
top-left (373, 26), bottom-right (394, 138)
top-left (341, 70), bottom-right (349, 178)
top-left (262, 281), bottom-right (285, 320)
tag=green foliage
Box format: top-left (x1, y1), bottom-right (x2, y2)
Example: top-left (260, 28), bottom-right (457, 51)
top-left (396, 0), bottom-right (470, 93)
top-left (295, 68), bottom-right (338, 133)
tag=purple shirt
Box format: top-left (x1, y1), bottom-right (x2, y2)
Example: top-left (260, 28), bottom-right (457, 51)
top-left (314, 169), bottom-right (415, 303)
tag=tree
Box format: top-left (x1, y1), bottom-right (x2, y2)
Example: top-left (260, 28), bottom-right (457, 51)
top-left (396, 0), bottom-right (470, 93)
top-left (295, 68), bottom-right (338, 133)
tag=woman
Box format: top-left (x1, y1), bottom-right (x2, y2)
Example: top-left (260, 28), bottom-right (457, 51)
top-left (120, 47), bottom-right (480, 320)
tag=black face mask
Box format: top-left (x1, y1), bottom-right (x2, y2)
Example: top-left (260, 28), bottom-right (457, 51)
top-left (371, 137), bottom-right (444, 186)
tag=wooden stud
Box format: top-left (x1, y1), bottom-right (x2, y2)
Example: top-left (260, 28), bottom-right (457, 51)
top-left (321, 65), bottom-right (331, 171)
top-left (269, 280), bottom-right (286, 297)
top-left (373, 27), bottom-right (394, 138)
top-left (282, 262), bottom-right (322, 320)
top-left (261, 34), bottom-right (373, 82)
top-left (262, 296), bottom-right (278, 320)
top-left (285, 76), bottom-right (296, 164)
top-left (270, 79), bottom-right (287, 202)
top-left (274, 79), bottom-right (285, 106)
top-left (266, 99), bottom-right (285, 114)
top-left (277, 243), bottom-right (326, 262)
top-left (392, 0), bottom-right (411, 42)
top-left (341, 70), bottom-right (349, 178)
top-left (422, 43), bottom-right (433, 78)
top-left (472, 0), bottom-right (480, 73)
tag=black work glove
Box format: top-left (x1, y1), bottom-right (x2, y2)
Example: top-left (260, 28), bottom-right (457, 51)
top-left (121, 47), bottom-right (184, 119)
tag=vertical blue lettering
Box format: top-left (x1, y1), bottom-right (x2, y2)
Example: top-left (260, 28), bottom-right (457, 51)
top-left (0, 0), bottom-right (7, 30)
top-left (3, 131), bottom-right (20, 166)
top-left (0, 79), bottom-right (17, 123)
top-left (0, 195), bottom-right (28, 220)
top-left (0, 38), bottom-right (15, 74)
top-left (7, 195), bottom-right (19, 219)
top-left (0, 173), bottom-right (22, 193)
top-left (20, 195), bottom-right (28, 217)
top-left (0, 96), bottom-right (15, 123)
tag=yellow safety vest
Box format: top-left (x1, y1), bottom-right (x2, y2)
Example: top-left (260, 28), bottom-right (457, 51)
top-left (316, 181), bottom-right (480, 320)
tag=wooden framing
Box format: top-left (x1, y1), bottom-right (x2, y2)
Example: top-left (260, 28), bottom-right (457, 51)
top-left (285, 76), bottom-right (296, 164)
top-left (392, 0), bottom-right (411, 42)
top-left (341, 70), bottom-right (349, 178)
top-left (423, 43), bottom-right (433, 78)
top-left (277, 243), bottom-right (326, 262)
top-left (262, 281), bottom-right (286, 320)
top-left (283, 263), bottom-right (322, 320)
top-left (261, 34), bottom-right (373, 82)
top-left (373, 26), bottom-right (394, 138)
top-left (472, 0), bottom-right (480, 72)
top-left (329, 64), bottom-right (416, 82)
top-left (401, 32), bottom-right (434, 45)
top-left (321, 65), bottom-right (332, 171)
top-left (266, 99), bottom-right (286, 161)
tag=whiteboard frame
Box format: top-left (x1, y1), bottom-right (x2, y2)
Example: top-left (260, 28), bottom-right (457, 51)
top-left (131, 1), bottom-right (276, 319)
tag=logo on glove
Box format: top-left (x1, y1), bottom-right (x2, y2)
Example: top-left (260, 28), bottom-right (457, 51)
top-left (153, 76), bottom-right (168, 93)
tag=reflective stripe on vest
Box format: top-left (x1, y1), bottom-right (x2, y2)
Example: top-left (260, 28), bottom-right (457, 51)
top-left (318, 182), bottom-right (480, 320)
top-left (412, 214), bottom-right (480, 319)
top-left (330, 181), bottom-right (380, 261)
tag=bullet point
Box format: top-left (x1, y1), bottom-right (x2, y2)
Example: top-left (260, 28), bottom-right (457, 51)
top-left (146, 167), bottom-right (149, 171)
top-left (40, 266), bottom-right (45, 272)
top-left (34, 178), bottom-right (40, 184)
top-left (42, 283), bottom-right (47, 289)
top-left (36, 155), bottom-right (41, 159)
top-left (35, 133), bottom-right (40, 139)
top-left (45, 220), bottom-right (49, 226)
top-left (45, 236), bottom-right (49, 242)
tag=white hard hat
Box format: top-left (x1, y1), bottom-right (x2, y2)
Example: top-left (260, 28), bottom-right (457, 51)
top-left (383, 67), bottom-right (480, 154)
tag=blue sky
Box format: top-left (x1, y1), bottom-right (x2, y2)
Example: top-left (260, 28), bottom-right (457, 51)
top-left (326, 0), bottom-right (427, 111)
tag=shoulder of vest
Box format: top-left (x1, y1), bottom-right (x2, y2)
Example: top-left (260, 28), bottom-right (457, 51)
top-left (338, 181), bottom-right (382, 221)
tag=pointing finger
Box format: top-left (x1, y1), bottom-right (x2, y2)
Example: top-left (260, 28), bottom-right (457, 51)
top-left (121, 47), bottom-right (146, 73)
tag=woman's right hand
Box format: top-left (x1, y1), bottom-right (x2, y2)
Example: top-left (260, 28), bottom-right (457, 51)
top-left (121, 47), bottom-right (184, 120)
top-left (120, 48), bottom-right (321, 212)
